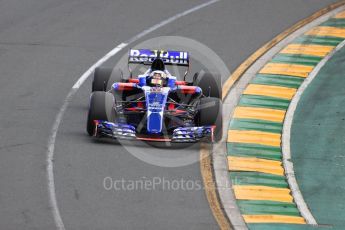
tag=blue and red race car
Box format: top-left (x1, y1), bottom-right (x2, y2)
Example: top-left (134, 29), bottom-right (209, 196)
top-left (87, 49), bottom-right (222, 142)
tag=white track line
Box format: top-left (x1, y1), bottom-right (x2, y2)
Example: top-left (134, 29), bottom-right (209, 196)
top-left (283, 38), bottom-right (345, 226)
top-left (46, 1), bottom-right (220, 229)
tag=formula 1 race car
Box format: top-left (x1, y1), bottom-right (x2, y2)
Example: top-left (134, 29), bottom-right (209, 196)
top-left (87, 49), bottom-right (222, 142)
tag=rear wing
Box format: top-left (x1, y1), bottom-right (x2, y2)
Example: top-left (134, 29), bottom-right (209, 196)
top-left (128, 49), bottom-right (189, 66)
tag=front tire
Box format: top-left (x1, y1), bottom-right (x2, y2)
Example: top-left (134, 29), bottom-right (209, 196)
top-left (92, 67), bottom-right (123, 92)
top-left (194, 72), bottom-right (221, 99)
top-left (196, 97), bottom-right (222, 142)
top-left (87, 91), bottom-right (115, 136)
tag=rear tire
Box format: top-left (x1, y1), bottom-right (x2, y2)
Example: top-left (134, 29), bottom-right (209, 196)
top-left (87, 91), bottom-right (115, 136)
top-left (197, 97), bottom-right (222, 142)
top-left (194, 72), bottom-right (221, 99)
top-left (92, 67), bottom-right (123, 92)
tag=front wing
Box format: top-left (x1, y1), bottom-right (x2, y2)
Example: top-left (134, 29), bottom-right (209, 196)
top-left (93, 120), bottom-right (215, 143)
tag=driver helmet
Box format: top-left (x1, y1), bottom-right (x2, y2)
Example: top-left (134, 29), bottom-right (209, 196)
top-left (149, 70), bottom-right (167, 86)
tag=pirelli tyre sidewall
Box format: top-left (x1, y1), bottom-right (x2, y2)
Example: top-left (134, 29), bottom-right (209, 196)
top-left (87, 91), bottom-right (115, 136)
top-left (197, 97), bottom-right (222, 142)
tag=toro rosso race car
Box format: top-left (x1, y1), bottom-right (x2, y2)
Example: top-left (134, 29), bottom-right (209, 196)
top-left (87, 49), bottom-right (222, 142)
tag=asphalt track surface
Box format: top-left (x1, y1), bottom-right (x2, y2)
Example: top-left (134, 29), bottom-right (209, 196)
top-left (0, 0), bottom-right (339, 229)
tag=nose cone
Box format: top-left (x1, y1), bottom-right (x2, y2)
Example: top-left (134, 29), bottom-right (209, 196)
top-left (147, 112), bottom-right (163, 133)
top-left (145, 88), bottom-right (169, 134)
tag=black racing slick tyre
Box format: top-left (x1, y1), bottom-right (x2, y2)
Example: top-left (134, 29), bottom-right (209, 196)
top-left (194, 72), bottom-right (221, 99)
top-left (197, 97), bottom-right (222, 142)
top-left (87, 91), bottom-right (115, 136)
top-left (92, 67), bottom-right (123, 92)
